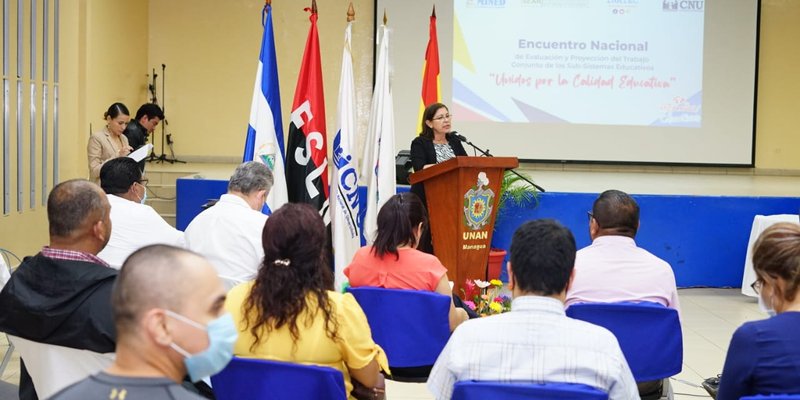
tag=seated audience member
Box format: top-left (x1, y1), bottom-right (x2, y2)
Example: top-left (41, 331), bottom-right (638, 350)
top-left (0, 179), bottom-right (117, 400)
top-left (185, 161), bottom-right (273, 282)
top-left (717, 223), bottom-right (800, 400)
top-left (225, 203), bottom-right (389, 400)
top-left (51, 245), bottom-right (236, 399)
top-left (97, 157), bottom-right (184, 268)
top-left (427, 219), bottom-right (638, 400)
top-left (566, 189), bottom-right (680, 311)
top-left (345, 192), bottom-right (469, 331)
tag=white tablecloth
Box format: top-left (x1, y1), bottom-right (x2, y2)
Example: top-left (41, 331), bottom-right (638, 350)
top-left (741, 214), bottom-right (800, 297)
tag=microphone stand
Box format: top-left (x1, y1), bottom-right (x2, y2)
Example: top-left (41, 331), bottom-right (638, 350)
top-left (457, 136), bottom-right (546, 193)
top-left (153, 64), bottom-right (185, 164)
top-left (146, 68), bottom-right (159, 162)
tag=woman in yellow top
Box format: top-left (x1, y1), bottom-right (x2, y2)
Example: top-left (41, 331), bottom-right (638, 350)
top-left (225, 203), bottom-right (389, 399)
top-left (87, 103), bottom-right (132, 181)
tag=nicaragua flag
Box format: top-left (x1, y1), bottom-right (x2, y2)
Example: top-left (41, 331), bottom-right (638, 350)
top-left (331, 19), bottom-right (361, 291)
top-left (361, 23), bottom-right (396, 243)
top-left (285, 4), bottom-right (330, 223)
top-left (243, 2), bottom-right (288, 213)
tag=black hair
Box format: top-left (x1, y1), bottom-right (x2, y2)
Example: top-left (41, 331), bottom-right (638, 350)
top-left (244, 203), bottom-right (338, 351)
top-left (510, 219), bottom-right (576, 295)
top-left (47, 179), bottom-right (107, 237)
top-left (100, 157), bottom-right (142, 195)
top-left (135, 103), bottom-right (165, 121)
top-left (419, 102), bottom-right (448, 140)
top-left (371, 192), bottom-right (428, 260)
top-left (104, 102), bottom-right (130, 119)
top-left (592, 189), bottom-right (639, 238)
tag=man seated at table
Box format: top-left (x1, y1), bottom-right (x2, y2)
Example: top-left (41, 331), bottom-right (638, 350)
top-left (97, 157), bottom-right (184, 268)
top-left (427, 219), bottom-right (638, 400)
top-left (51, 245), bottom-right (236, 399)
top-left (0, 179), bottom-right (117, 400)
top-left (184, 161), bottom-right (273, 283)
top-left (566, 189), bottom-right (680, 311)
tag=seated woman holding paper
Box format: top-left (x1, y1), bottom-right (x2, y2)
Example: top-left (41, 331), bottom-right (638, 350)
top-left (225, 203), bottom-right (388, 400)
top-left (345, 192), bottom-right (470, 331)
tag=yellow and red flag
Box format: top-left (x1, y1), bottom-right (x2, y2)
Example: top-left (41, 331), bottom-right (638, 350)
top-left (418, 6), bottom-right (440, 125)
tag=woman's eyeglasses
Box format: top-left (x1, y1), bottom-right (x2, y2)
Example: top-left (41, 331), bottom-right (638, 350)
top-left (751, 279), bottom-right (764, 294)
top-left (432, 113), bottom-right (452, 121)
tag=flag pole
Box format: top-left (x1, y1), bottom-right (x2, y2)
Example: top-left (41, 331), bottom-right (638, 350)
top-left (347, 2), bottom-right (355, 22)
top-left (383, 9), bottom-right (387, 25)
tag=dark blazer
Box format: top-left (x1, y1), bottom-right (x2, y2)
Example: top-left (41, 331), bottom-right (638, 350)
top-left (410, 133), bottom-right (468, 172)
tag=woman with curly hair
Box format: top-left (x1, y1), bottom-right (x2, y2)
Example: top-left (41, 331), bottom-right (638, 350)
top-left (224, 203), bottom-right (388, 399)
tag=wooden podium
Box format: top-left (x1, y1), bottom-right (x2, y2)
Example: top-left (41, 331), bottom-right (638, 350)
top-left (409, 156), bottom-right (519, 296)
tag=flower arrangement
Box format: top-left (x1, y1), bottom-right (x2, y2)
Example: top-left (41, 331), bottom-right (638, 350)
top-left (461, 279), bottom-right (511, 316)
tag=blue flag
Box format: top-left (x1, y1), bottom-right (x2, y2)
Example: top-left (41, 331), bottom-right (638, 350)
top-left (244, 4), bottom-right (288, 212)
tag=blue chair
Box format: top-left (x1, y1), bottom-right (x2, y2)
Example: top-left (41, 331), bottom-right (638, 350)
top-left (347, 287), bottom-right (451, 380)
top-left (211, 357), bottom-right (346, 400)
top-left (566, 301), bottom-right (683, 383)
top-left (452, 381), bottom-right (608, 400)
top-left (741, 396), bottom-right (800, 399)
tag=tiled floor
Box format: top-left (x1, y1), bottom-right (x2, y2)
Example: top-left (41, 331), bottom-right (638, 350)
top-left (0, 288), bottom-right (762, 399)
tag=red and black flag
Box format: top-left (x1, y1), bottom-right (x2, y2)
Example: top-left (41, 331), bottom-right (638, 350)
top-left (285, 1), bottom-right (330, 222)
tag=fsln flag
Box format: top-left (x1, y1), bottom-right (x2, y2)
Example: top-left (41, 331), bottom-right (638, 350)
top-left (418, 6), bottom-right (441, 124)
top-left (243, 3), bottom-right (287, 212)
top-left (331, 17), bottom-right (360, 290)
top-left (362, 23), bottom-right (396, 243)
top-left (285, 4), bottom-right (330, 223)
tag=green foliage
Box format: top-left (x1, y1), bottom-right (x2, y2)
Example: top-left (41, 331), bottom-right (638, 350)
top-left (497, 170), bottom-right (539, 216)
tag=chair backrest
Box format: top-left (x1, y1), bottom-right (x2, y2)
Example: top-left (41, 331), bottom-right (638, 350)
top-left (740, 396), bottom-right (800, 399)
top-left (347, 286), bottom-right (451, 368)
top-left (566, 301), bottom-right (683, 382)
top-left (452, 381), bottom-right (609, 400)
top-left (211, 357), bottom-right (346, 400)
top-left (7, 335), bottom-right (115, 399)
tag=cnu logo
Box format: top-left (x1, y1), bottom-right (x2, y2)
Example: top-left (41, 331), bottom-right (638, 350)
top-left (333, 133), bottom-right (360, 214)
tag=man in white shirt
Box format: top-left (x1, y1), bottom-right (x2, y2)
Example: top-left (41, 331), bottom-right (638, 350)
top-left (97, 158), bottom-right (184, 268)
top-left (428, 219), bottom-right (638, 400)
top-left (566, 190), bottom-right (680, 310)
top-left (184, 162), bottom-right (273, 284)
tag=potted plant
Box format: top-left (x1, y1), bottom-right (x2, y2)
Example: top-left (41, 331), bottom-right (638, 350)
top-left (488, 170), bottom-right (540, 280)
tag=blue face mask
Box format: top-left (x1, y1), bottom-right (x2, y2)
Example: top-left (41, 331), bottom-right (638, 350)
top-left (166, 310), bottom-right (238, 382)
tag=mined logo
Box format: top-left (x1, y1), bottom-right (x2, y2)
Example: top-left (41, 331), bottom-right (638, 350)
top-left (463, 172), bottom-right (495, 230)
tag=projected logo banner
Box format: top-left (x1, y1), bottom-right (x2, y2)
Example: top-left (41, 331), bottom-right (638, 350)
top-left (452, 0), bottom-right (704, 127)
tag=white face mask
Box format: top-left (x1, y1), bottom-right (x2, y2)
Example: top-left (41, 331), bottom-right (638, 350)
top-left (758, 293), bottom-right (777, 317)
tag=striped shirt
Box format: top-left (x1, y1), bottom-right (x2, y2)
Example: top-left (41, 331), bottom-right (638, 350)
top-left (41, 247), bottom-right (109, 267)
top-left (427, 295), bottom-right (638, 400)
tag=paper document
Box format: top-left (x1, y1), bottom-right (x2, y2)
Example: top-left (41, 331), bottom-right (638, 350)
top-left (128, 144), bottom-right (153, 162)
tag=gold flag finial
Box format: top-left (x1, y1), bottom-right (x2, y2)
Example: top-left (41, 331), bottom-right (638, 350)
top-left (383, 9), bottom-right (388, 25)
top-left (265, 0), bottom-right (271, 6)
top-left (312, 0), bottom-right (317, 14)
top-left (347, 2), bottom-right (355, 22)
top-left (432, 5), bottom-right (436, 18)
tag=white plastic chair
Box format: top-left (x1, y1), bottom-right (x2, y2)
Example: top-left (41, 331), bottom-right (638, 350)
top-left (7, 335), bottom-right (114, 399)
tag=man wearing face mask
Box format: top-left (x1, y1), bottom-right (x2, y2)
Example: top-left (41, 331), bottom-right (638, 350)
top-left (51, 245), bottom-right (238, 399)
top-left (0, 180), bottom-right (117, 400)
top-left (97, 157), bottom-right (184, 269)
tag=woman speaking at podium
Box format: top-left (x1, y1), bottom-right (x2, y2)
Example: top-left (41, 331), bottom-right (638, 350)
top-left (410, 103), bottom-right (467, 254)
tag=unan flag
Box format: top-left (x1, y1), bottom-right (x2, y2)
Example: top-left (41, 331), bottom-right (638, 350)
top-left (285, 4), bottom-right (330, 222)
top-left (243, 2), bottom-right (287, 213)
top-left (418, 6), bottom-right (441, 124)
top-left (331, 19), bottom-right (361, 290)
top-left (361, 22), bottom-right (396, 242)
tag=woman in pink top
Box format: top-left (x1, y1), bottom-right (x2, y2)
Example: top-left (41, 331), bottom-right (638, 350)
top-left (345, 193), bottom-right (468, 331)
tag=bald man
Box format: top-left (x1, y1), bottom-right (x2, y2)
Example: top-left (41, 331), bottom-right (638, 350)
top-left (51, 245), bottom-right (237, 399)
top-left (0, 179), bottom-right (116, 400)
